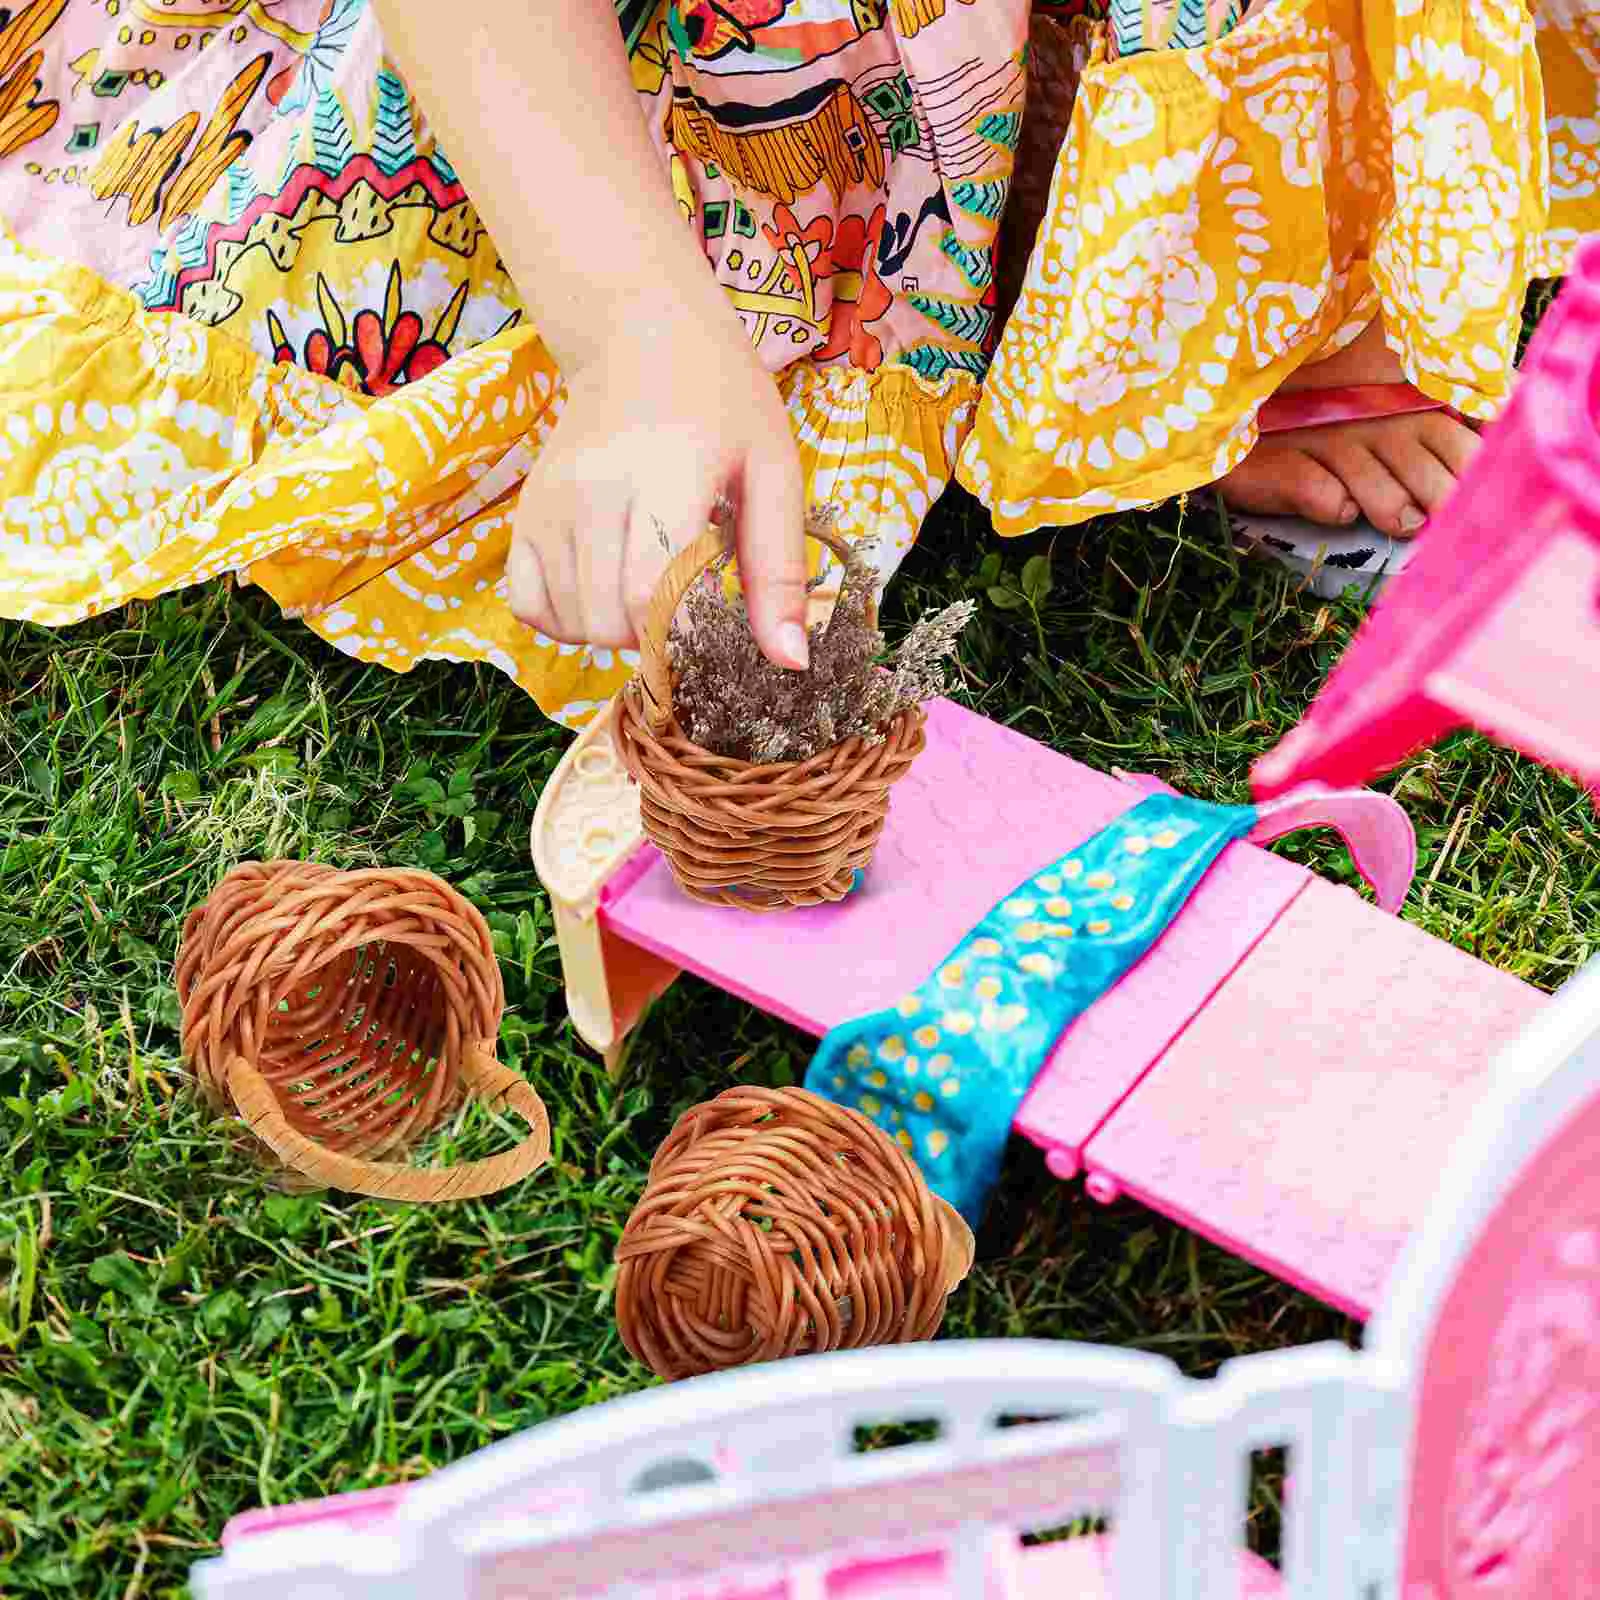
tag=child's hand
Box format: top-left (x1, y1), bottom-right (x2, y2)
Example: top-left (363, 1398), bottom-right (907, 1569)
top-left (508, 317), bottom-right (811, 671)
top-left (369, 0), bottom-right (809, 669)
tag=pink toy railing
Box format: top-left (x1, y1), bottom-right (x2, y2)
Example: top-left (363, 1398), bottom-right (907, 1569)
top-left (194, 1335), bottom-right (1370, 1600)
top-left (1254, 236), bottom-right (1600, 802)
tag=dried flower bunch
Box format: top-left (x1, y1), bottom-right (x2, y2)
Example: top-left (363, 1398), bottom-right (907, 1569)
top-left (667, 506), bottom-right (975, 766)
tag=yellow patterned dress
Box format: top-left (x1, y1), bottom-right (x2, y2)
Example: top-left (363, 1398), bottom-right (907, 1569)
top-left (961, 0), bottom-right (1600, 532)
top-left (0, 0), bottom-right (1596, 727)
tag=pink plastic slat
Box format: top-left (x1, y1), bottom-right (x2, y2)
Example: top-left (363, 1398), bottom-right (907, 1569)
top-left (1081, 879), bottom-right (1547, 1318)
top-left (1400, 1081), bottom-right (1600, 1599)
top-left (1253, 237), bottom-right (1600, 802)
top-left (465, 1495), bottom-right (1286, 1598)
top-left (493, 1535), bottom-right (1286, 1599)
top-left (603, 698), bottom-right (1307, 1174)
top-left (825, 1547), bottom-right (946, 1599)
top-left (217, 1520), bottom-right (1280, 1600)
top-left (817, 1538), bottom-right (1281, 1599)
top-left (1019, 1539), bottom-right (1282, 1600)
top-left (1013, 843), bottom-right (1303, 1170)
top-left (221, 1484), bottom-right (408, 1546)
top-left (1425, 530), bottom-right (1600, 783)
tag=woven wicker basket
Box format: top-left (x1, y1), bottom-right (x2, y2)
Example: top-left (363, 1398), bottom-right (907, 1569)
top-left (176, 860), bottom-right (550, 1201)
top-left (616, 1086), bottom-right (974, 1381)
top-left (615, 525), bottom-right (927, 911)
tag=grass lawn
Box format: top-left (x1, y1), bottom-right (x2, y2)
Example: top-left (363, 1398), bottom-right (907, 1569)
top-left (2, 484), bottom-right (1596, 1597)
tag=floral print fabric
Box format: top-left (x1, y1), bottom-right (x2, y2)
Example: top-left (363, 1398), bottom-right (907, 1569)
top-left (0, 0), bottom-right (1596, 721)
top-left (0, 0), bottom-right (1027, 724)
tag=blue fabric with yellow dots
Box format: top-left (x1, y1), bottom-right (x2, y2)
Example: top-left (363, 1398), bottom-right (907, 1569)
top-left (805, 793), bottom-right (1259, 1223)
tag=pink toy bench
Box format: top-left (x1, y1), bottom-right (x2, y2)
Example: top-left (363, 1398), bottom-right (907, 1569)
top-left (191, 955), bottom-right (1600, 1599)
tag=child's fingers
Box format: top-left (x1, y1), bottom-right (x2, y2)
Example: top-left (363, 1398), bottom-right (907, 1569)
top-left (539, 520), bottom-right (588, 640)
top-left (510, 485), bottom-right (587, 642)
top-left (736, 439), bottom-right (809, 672)
top-left (506, 532), bottom-right (556, 635)
top-left (621, 476), bottom-right (717, 646)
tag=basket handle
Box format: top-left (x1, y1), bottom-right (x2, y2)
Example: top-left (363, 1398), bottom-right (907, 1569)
top-left (226, 1046), bottom-right (552, 1202)
top-left (935, 1197), bottom-right (976, 1293)
top-left (635, 522), bottom-right (871, 732)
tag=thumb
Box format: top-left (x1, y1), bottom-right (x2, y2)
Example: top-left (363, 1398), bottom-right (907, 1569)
top-left (736, 439), bottom-right (810, 672)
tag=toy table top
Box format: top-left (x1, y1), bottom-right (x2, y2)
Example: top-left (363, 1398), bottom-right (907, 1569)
top-left (1080, 877), bottom-right (1545, 1317)
top-left (602, 699), bottom-right (1544, 1318)
top-left (604, 699), bottom-right (1305, 1138)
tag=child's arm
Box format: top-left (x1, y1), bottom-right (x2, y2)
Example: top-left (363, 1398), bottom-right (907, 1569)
top-left (371, 0), bottom-right (810, 669)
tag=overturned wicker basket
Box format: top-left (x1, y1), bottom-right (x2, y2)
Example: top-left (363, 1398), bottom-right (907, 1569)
top-left (616, 1086), bottom-right (974, 1381)
top-left (615, 525), bottom-right (927, 910)
top-left (176, 861), bottom-right (550, 1201)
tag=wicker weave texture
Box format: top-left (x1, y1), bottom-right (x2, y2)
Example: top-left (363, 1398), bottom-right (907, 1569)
top-left (616, 1087), bottom-right (971, 1381)
top-left (176, 861), bottom-right (549, 1201)
top-left (615, 526), bottom-right (927, 911)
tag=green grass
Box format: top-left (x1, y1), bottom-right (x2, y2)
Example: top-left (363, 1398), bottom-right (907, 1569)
top-left (2, 489), bottom-right (1596, 1596)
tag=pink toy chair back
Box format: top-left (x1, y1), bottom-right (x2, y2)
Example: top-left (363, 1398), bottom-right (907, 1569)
top-left (1253, 238), bottom-right (1600, 802)
top-left (1368, 955), bottom-right (1600, 1600)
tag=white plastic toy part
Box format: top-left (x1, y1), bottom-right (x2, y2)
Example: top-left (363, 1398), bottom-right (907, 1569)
top-left (530, 700), bottom-right (675, 1074)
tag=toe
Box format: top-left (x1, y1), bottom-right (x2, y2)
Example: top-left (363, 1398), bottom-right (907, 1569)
top-left (1419, 411), bottom-right (1482, 477)
top-left (1219, 440), bottom-right (1358, 525)
top-left (1372, 430), bottom-right (1456, 515)
top-left (1311, 437), bottom-right (1422, 538)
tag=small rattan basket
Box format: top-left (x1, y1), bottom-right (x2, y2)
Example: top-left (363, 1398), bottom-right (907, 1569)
top-left (616, 1086), bottom-right (974, 1381)
top-left (614, 525), bottom-right (927, 911)
top-left (177, 860), bottom-right (550, 1201)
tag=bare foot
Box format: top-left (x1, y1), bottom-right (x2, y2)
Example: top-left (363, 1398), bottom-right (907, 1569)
top-left (1218, 317), bottom-right (1481, 539)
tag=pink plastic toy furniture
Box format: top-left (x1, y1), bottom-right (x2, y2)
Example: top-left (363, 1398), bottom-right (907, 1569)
top-left (191, 955), bottom-right (1600, 1599)
top-left (531, 695), bottom-right (1543, 1321)
top-left (520, 244), bottom-right (1599, 1323)
top-left (1254, 236), bottom-right (1600, 803)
